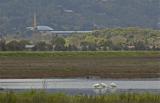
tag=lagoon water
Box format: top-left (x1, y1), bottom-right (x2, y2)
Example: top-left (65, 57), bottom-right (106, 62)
top-left (0, 79), bottom-right (160, 94)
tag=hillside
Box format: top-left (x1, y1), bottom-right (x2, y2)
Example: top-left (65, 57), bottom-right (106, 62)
top-left (0, 0), bottom-right (159, 33)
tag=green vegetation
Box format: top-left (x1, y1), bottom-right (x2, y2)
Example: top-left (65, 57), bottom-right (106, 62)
top-left (0, 92), bottom-right (159, 103)
top-left (1, 28), bottom-right (160, 51)
top-left (0, 51), bottom-right (160, 58)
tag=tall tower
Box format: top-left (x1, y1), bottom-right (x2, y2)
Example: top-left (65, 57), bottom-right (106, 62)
top-left (32, 13), bottom-right (39, 41)
top-left (33, 13), bottom-right (37, 31)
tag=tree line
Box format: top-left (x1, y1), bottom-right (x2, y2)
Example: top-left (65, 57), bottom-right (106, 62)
top-left (0, 28), bottom-right (160, 51)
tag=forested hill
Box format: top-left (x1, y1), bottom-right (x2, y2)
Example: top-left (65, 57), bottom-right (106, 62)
top-left (0, 0), bottom-right (159, 33)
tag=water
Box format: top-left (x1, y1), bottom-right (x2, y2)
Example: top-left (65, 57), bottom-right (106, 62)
top-left (0, 79), bottom-right (159, 94)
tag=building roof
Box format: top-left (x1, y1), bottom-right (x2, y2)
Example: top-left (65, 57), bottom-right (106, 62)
top-left (25, 45), bottom-right (35, 48)
top-left (26, 26), bottom-right (93, 34)
top-left (27, 26), bottom-right (54, 31)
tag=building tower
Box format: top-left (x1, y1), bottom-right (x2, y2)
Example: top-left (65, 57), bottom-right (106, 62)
top-left (33, 13), bottom-right (37, 31)
top-left (32, 13), bottom-right (39, 41)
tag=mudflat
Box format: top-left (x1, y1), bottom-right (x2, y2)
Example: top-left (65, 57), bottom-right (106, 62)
top-left (0, 52), bottom-right (159, 79)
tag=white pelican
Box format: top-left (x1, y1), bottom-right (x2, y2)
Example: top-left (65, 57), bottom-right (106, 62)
top-left (110, 82), bottom-right (117, 88)
top-left (92, 83), bottom-right (108, 94)
top-left (93, 83), bottom-right (107, 89)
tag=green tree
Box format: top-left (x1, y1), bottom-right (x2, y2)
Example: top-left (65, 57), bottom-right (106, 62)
top-left (6, 40), bottom-right (24, 51)
top-left (34, 41), bottom-right (52, 51)
top-left (134, 41), bottom-right (147, 50)
top-left (67, 44), bottom-right (78, 51)
top-left (0, 39), bottom-right (6, 51)
top-left (52, 37), bottom-right (66, 51)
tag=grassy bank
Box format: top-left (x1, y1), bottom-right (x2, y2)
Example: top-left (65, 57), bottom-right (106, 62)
top-left (0, 51), bottom-right (160, 58)
top-left (0, 92), bottom-right (159, 103)
top-left (0, 51), bottom-right (159, 79)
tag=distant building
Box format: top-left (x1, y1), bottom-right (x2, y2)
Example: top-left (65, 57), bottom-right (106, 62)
top-left (26, 13), bottom-right (54, 32)
top-left (27, 26), bottom-right (54, 31)
top-left (127, 45), bottom-right (135, 49)
top-left (26, 13), bottom-right (93, 38)
top-left (25, 45), bottom-right (35, 50)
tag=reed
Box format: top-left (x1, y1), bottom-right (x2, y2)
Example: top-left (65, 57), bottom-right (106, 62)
top-left (0, 91), bottom-right (159, 103)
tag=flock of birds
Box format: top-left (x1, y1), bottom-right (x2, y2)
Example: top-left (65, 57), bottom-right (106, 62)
top-left (92, 82), bottom-right (117, 94)
top-left (93, 82), bottom-right (117, 89)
